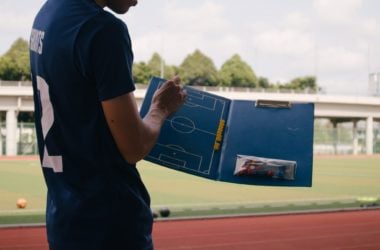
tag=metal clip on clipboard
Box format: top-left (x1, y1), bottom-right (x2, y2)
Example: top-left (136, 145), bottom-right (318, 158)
top-left (255, 100), bottom-right (292, 109)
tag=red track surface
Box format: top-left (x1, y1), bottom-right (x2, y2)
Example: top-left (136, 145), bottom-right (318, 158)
top-left (0, 210), bottom-right (379, 250)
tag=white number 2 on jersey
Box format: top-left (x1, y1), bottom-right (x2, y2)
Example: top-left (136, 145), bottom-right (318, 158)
top-left (36, 76), bottom-right (63, 173)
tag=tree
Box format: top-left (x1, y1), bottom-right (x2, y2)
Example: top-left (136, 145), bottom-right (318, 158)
top-left (132, 61), bottom-right (151, 84)
top-left (0, 38), bottom-right (30, 80)
top-left (147, 52), bottom-right (163, 78)
top-left (218, 54), bottom-right (257, 87)
top-left (133, 53), bottom-right (178, 84)
top-left (257, 77), bottom-right (271, 88)
top-left (179, 49), bottom-right (218, 86)
top-left (147, 52), bottom-right (176, 79)
top-left (165, 65), bottom-right (178, 79)
top-left (279, 76), bottom-right (318, 91)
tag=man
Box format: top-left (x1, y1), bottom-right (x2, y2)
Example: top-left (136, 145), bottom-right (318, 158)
top-left (29, 0), bottom-right (186, 249)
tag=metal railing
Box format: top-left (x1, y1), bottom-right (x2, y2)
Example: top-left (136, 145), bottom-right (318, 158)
top-left (136, 83), bottom-right (319, 94)
top-left (0, 80), bottom-right (320, 94)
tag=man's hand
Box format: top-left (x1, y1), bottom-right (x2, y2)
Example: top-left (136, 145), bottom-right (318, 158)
top-left (101, 76), bottom-right (187, 164)
top-left (150, 76), bottom-right (187, 118)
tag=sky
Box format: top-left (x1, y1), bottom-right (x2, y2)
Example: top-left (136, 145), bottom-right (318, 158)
top-left (1, 0), bottom-right (380, 96)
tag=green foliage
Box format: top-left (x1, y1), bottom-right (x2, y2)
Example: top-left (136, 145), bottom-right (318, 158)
top-left (165, 65), bottom-right (179, 79)
top-left (0, 38), bottom-right (30, 80)
top-left (279, 76), bottom-right (317, 91)
top-left (133, 52), bottom-right (177, 84)
top-left (219, 54), bottom-right (257, 87)
top-left (148, 52), bottom-right (177, 79)
top-left (179, 50), bottom-right (219, 86)
top-left (147, 52), bottom-right (163, 77)
top-left (132, 62), bottom-right (151, 84)
top-left (0, 37), bottom-right (320, 91)
top-left (257, 77), bottom-right (270, 88)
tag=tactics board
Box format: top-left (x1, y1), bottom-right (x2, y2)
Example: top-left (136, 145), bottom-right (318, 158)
top-left (140, 77), bottom-right (230, 179)
top-left (140, 77), bottom-right (314, 187)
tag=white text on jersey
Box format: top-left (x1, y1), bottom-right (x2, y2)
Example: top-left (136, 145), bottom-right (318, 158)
top-left (30, 28), bottom-right (45, 55)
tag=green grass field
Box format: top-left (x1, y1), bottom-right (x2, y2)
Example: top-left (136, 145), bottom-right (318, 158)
top-left (0, 156), bottom-right (379, 223)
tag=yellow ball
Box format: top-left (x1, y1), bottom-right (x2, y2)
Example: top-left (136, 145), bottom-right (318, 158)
top-left (16, 198), bottom-right (27, 209)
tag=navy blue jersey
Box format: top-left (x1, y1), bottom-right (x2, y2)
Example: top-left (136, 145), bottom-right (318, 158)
top-left (29, 0), bottom-right (153, 249)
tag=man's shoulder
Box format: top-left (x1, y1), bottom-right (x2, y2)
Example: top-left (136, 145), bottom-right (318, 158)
top-left (34, 0), bottom-right (102, 29)
top-left (86, 10), bottom-right (128, 33)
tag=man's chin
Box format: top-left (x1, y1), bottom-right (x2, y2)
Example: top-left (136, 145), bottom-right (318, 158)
top-left (112, 4), bottom-right (136, 14)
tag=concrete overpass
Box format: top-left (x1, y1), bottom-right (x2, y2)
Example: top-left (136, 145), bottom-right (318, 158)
top-left (1, 81), bottom-right (380, 155)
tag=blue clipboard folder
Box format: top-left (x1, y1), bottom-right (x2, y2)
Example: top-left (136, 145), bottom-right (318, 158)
top-left (140, 77), bottom-right (314, 187)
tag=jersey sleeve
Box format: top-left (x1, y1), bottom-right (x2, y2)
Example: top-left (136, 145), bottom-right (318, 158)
top-left (77, 14), bottom-right (136, 101)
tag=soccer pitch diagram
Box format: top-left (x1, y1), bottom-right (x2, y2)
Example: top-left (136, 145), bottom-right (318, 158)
top-left (145, 80), bottom-right (230, 177)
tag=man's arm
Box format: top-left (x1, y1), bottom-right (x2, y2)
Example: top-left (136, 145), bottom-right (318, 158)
top-left (101, 77), bottom-right (186, 164)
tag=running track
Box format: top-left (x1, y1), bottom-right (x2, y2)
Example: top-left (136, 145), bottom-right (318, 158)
top-left (0, 209), bottom-right (379, 250)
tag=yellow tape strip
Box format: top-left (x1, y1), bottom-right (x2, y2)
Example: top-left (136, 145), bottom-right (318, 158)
top-left (213, 120), bottom-right (226, 151)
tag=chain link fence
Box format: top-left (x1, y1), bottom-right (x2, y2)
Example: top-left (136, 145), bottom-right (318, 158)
top-left (314, 119), bottom-right (380, 154)
top-left (0, 122), bottom-right (38, 155)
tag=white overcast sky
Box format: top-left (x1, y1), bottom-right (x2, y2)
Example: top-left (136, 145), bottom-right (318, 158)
top-left (1, 0), bottom-right (380, 96)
